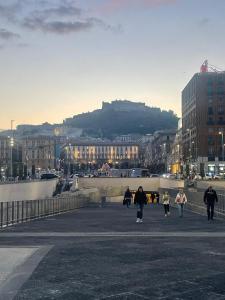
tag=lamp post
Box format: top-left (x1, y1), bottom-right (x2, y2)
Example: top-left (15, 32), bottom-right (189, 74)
top-left (219, 131), bottom-right (224, 162)
top-left (10, 120), bottom-right (14, 178)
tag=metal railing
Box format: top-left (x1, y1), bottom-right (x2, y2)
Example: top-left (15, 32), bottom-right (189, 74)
top-left (0, 194), bottom-right (89, 228)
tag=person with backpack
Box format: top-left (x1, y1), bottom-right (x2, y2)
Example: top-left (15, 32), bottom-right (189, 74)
top-left (175, 189), bottom-right (187, 217)
top-left (134, 186), bottom-right (147, 223)
top-left (204, 185), bottom-right (218, 221)
top-left (123, 187), bottom-right (133, 208)
top-left (162, 191), bottom-right (170, 217)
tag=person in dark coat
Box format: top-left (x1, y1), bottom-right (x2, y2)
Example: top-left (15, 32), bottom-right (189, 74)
top-left (124, 187), bottom-right (133, 208)
top-left (134, 186), bottom-right (147, 223)
top-left (204, 185), bottom-right (218, 221)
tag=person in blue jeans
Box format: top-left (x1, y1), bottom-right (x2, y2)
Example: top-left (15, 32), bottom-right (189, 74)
top-left (134, 186), bottom-right (147, 223)
top-left (124, 187), bottom-right (133, 208)
top-left (175, 189), bottom-right (187, 217)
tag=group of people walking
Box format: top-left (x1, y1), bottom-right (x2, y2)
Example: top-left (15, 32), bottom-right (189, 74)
top-left (124, 185), bottom-right (218, 223)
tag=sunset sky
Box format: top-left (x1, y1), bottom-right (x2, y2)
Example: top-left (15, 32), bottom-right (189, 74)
top-left (0, 0), bottom-right (225, 129)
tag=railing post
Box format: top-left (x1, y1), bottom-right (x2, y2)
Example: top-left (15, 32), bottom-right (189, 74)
top-left (22, 201), bottom-right (24, 222)
top-left (12, 201), bottom-right (15, 224)
top-left (17, 201), bottom-right (19, 223)
top-left (53, 198), bottom-right (55, 215)
top-left (0, 202), bottom-right (3, 228)
top-left (26, 201), bottom-right (28, 221)
top-left (6, 202), bottom-right (9, 226)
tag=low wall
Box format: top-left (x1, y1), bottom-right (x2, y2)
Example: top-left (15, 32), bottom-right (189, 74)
top-left (79, 177), bottom-right (184, 193)
top-left (196, 180), bottom-right (225, 191)
top-left (0, 179), bottom-right (58, 202)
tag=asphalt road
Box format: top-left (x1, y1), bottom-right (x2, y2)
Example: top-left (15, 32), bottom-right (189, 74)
top-left (1, 203), bottom-right (225, 299)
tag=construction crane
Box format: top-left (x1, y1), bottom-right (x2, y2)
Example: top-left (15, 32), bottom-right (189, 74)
top-left (200, 60), bottom-right (224, 73)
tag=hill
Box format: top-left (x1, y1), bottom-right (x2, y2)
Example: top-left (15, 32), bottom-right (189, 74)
top-left (64, 100), bottom-right (178, 139)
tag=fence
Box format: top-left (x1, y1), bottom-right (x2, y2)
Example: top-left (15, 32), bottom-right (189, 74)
top-left (159, 188), bottom-right (225, 219)
top-left (0, 194), bottom-right (89, 228)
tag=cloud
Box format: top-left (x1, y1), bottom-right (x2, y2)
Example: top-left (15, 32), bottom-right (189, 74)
top-left (0, 1), bottom-right (119, 36)
top-left (29, 3), bottom-right (82, 20)
top-left (22, 17), bottom-right (93, 34)
top-left (99, 0), bottom-right (177, 13)
top-left (0, 1), bottom-right (23, 22)
top-left (0, 28), bottom-right (20, 40)
top-left (198, 18), bottom-right (210, 27)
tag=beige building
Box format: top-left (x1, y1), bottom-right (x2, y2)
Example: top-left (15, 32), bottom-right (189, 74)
top-left (62, 141), bottom-right (139, 167)
top-left (22, 136), bottom-right (56, 171)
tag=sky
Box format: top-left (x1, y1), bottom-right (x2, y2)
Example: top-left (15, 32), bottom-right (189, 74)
top-left (0, 0), bottom-right (225, 129)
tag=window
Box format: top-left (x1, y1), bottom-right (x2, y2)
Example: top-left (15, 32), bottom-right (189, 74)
top-left (208, 107), bottom-right (214, 115)
top-left (208, 128), bottom-right (214, 134)
top-left (218, 117), bottom-right (225, 125)
top-left (218, 86), bottom-right (224, 96)
top-left (208, 97), bottom-right (213, 105)
top-left (208, 136), bottom-right (214, 145)
top-left (218, 106), bottom-right (224, 115)
top-left (207, 117), bottom-right (214, 125)
top-left (207, 86), bottom-right (214, 96)
top-left (217, 75), bottom-right (224, 85)
top-left (207, 78), bottom-right (213, 86)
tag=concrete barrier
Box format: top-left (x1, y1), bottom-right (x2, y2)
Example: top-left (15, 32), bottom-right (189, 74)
top-left (79, 177), bottom-right (184, 192)
top-left (196, 180), bottom-right (225, 191)
top-left (0, 177), bottom-right (184, 204)
top-left (0, 180), bottom-right (57, 202)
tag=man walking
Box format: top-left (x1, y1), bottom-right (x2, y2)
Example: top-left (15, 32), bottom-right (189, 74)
top-left (204, 185), bottom-right (218, 221)
top-left (134, 186), bottom-right (147, 223)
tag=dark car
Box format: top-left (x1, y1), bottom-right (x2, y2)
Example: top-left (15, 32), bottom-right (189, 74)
top-left (40, 173), bottom-right (59, 180)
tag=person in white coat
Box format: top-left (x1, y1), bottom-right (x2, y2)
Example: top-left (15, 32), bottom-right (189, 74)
top-left (175, 189), bottom-right (187, 217)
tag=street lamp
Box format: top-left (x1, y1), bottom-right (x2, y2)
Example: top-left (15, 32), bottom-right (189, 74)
top-left (219, 131), bottom-right (224, 162)
top-left (10, 120), bottom-right (14, 178)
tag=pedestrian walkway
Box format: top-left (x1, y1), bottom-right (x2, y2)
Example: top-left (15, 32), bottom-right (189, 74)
top-left (1, 203), bottom-right (225, 299)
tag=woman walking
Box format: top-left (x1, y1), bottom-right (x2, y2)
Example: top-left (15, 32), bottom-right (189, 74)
top-left (134, 186), bottom-right (147, 223)
top-left (175, 189), bottom-right (187, 217)
top-left (124, 187), bottom-right (133, 208)
top-left (162, 191), bottom-right (170, 217)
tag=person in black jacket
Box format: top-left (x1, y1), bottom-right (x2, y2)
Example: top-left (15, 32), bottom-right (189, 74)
top-left (124, 187), bottom-right (133, 208)
top-left (134, 186), bottom-right (147, 223)
top-left (204, 185), bottom-right (218, 221)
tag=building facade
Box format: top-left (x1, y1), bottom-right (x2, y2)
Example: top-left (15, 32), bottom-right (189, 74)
top-left (168, 120), bottom-right (183, 174)
top-left (146, 130), bottom-right (176, 173)
top-left (62, 141), bottom-right (140, 169)
top-left (22, 136), bottom-right (57, 171)
top-left (182, 71), bottom-right (225, 175)
top-left (0, 136), bottom-right (22, 178)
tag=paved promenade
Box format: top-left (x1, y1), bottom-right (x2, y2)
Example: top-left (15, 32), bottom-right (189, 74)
top-left (1, 203), bottom-right (225, 299)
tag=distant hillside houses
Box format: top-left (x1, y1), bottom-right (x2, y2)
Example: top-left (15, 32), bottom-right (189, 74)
top-left (102, 100), bottom-right (149, 112)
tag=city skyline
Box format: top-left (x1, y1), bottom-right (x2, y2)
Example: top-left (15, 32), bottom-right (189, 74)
top-left (1, 0), bottom-right (225, 129)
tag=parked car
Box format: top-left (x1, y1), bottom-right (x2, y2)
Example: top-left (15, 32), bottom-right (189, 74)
top-left (204, 173), bottom-right (213, 180)
top-left (150, 174), bottom-right (159, 178)
top-left (214, 174), bottom-right (223, 180)
top-left (40, 173), bottom-right (59, 180)
top-left (194, 174), bottom-right (202, 180)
